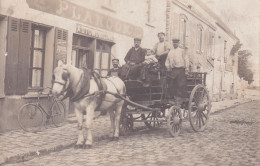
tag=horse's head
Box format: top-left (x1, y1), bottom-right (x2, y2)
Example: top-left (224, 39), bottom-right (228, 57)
top-left (52, 60), bottom-right (70, 99)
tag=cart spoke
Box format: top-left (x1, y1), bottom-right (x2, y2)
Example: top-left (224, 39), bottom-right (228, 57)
top-left (199, 112), bottom-right (205, 125)
top-left (198, 113), bottom-right (201, 128)
top-left (201, 111), bottom-right (207, 119)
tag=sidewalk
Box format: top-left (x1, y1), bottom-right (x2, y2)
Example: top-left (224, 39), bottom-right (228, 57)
top-left (0, 89), bottom-right (259, 165)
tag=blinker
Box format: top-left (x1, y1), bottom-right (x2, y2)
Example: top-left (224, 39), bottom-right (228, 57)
top-left (62, 70), bottom-right (69, 81)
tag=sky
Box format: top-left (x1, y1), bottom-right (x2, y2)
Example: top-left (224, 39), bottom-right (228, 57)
top-left (201, 0), bottom-right (260, 85)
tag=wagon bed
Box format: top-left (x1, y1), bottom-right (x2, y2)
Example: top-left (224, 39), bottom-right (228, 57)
top-left (119, 69), bottom-right (211, 137)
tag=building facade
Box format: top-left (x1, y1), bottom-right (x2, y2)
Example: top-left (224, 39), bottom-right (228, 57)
top-left (0, 0), bottom-right (239, 132)
top-left (0, 0), bottom-right (167, 131)
top-left (166, 0), bottom-right (239, 100)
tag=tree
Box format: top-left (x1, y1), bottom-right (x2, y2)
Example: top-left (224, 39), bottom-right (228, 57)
top-left (230, 41), bottom-right (243, 56)
top-left (238, 50), bottom-right (254, 84)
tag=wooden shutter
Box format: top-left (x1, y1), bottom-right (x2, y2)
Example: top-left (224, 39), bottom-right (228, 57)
top-left (186, 21), bottom-right (190, 49)
top-left (5, 17), bottom-right (20, 95)
top-left (54, 28), bottom-right (68, 67)
top-left (17, 20), bottom-right (31, 95)
top-left (203, 29), bottom-right (208, 57)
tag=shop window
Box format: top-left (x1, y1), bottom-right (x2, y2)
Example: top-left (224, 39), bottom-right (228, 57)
top-left (29, 26), bottom-right (47, 88)
top-left (72, 34), bottom-right (94, 69)
top-left (94, 40), bottom-right (112, 76)
top-left (196, 25), bottom-right (203, 53)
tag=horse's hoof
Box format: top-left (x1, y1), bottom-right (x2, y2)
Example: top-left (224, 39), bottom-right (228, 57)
top-left (113, 137), bottom-right (119, 141)
top-left (85, 145), bottom-right (92, 149)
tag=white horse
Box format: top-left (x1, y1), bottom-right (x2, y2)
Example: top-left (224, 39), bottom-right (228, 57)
top-left (52, 61), bottom-right (126, 149)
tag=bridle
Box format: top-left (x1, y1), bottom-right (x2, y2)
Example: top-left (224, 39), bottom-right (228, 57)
top-left (52, 75), bottom-right (71, 100)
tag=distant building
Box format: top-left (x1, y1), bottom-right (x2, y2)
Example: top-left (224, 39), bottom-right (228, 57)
top-left (166, 0), bottom-right (239, 101)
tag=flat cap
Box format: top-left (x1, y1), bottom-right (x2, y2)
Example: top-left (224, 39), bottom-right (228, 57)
top-left (157, 32), bottom-right (165, 36)
top-left (134, 37), bottom-right (142, 41)
top-left (112, 58), bottom-right (119, 62)
top-left (172, 38), bottom-right (180, 42)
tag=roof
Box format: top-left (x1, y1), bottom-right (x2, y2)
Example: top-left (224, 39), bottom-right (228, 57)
top-left (194, 0), bottom-right (239, 41)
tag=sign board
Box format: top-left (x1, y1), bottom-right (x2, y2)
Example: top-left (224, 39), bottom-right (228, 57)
top-left (76, 24), bottom-right (114, 42)
top-left (26, 0), bottom-right (143, 38)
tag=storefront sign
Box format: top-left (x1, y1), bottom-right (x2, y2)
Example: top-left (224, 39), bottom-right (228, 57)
top-left (26, 0), bottom-right (143, 38)
top-left (76, 24), bottom-right (114, 42)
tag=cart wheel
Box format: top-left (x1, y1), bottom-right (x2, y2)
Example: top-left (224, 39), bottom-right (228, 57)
top-left (188, 84), bottom-right (211, 132)
top-left (119, 107), bottom-right (133, 136)
top-left (141, 111), bottom-right (162, 129)
top-left (166, 106), bottom-right (182, 137)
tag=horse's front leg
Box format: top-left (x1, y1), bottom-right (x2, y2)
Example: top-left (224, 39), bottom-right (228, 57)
top-left (84, 104), bottom-right (95, 148)
top-left (109, 109), bottom-right (115, 140)
top-left (74, 108), bottom-right (85, 149)
top-left (113, 100), bottom-right (124, 140)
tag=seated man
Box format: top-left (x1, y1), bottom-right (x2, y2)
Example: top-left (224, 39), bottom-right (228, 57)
top-left (121, 37), bottom-right (146, 80)
top-left (107, 58), bottom-right (122, 77)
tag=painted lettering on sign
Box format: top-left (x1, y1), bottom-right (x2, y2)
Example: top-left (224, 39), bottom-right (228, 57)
top-left (26, 0), bottom-right (143, 38)
top-left (76, 24), bottom-right (114, 42)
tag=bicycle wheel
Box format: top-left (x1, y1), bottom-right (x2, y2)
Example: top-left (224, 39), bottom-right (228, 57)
top-left (18, 103), bottom-right (44, 132)
top-left (51, 100), bottom-right (65, 127)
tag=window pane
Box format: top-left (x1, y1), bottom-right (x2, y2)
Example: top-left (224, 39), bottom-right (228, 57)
top-left (71, 49), bottom-right (77, 67)
top-left (94, 51), bottom-right (101, 69)
top-left (33, 50), bottom-right (43, 67)
top-left (31, 69), bottom-right (42, 87)
top-left (34, 30), bottom-right (45, 48)
top-left (78, 52), bottom-right (87, 68)
top-left (101, 52), bottom-right (109, 69)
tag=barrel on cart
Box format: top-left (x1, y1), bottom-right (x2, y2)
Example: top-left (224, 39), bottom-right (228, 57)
top-left (119, 66), bottom-right (211, 137)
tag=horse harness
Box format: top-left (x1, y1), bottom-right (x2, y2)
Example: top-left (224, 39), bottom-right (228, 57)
top-left (56, 67), bottom-right (122, 104)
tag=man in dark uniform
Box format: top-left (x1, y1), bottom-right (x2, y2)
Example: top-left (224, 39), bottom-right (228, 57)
top-left (121, 37), bottom-right (146, 80)
top-left (107, 58), bottom-right (121, 77)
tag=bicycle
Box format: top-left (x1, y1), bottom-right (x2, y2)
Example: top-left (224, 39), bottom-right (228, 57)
top-left (18, 87), bottom-right (66, 132)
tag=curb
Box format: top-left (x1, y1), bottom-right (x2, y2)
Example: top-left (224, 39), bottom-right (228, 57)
top-left (0, 133), bottom-right (111, 165)
top-left (1, 98), bottom-right (258, 165)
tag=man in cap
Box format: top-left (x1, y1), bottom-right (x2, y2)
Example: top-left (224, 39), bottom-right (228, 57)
top-left (165, 38), bottom-right (189, 117)
top-left (153, 32), bottom-right (171, 68)
top-left (107, 58), bottom-right (122, 77)
top-left (121, 37), bottom-right (146, 80)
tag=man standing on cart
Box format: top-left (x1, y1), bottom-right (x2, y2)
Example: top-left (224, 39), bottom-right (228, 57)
top-left (153, 32), bottom-right (171, 68)
top-left (121, 37), bottom-right (146, 80)
top-left (165, 38), bottom-right (189, 109)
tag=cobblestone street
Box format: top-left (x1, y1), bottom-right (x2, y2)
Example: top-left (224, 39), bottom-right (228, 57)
top-left (6, 100), bottom-right (260, 166)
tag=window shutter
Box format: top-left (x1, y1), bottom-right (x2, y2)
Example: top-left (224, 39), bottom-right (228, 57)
top-left (186, 21), bottom-right (190, 48)
top-left (17, 20), bottom-right (31, 95)
top-left (203, 29), bottom-right (208, 57)
top-left (5, 17), bottom-right (20, 95)
top-left (171, 13), bottom-right (180, 40)
top-left (54, 28), bottom-right (68, 67)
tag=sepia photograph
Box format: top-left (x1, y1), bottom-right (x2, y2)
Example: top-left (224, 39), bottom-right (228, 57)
top-left (0, 0), bottom-right (259, 165)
